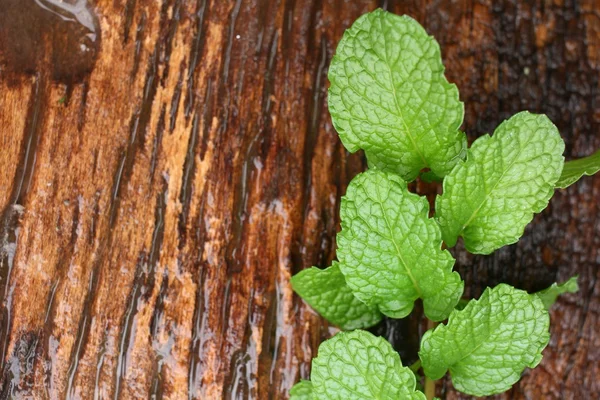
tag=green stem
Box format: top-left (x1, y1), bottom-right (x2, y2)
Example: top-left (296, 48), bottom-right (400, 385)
top-left (424, 319), bottom-right (438, 400)
top-left (424, 376), bottom-right (436, 400)
top-left (409, 360), bottom-right (421, 373)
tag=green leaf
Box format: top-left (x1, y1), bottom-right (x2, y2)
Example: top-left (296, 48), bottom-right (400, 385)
top-left (290, 380), bottom-right (313, 400)
top-left (328, 9), bottom-right (466, 181)
top-left (291, 263), bottom-right (382, 330)
top-left (337, 170), bottom-right (463, 321)
top-left (435, 111), bottom-right (565, 254)
top-left (535, 276), bottom-right (579, 310)
top-left (419, 284), bottom-right (550, 397)
top-left (311, 330), bottom-right (426, 399)
top-left (555, 149), bottom-right (600, 188)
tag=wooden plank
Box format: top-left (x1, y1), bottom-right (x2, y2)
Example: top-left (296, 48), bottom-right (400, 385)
top-left (0, 0), bottom-right (598, 399)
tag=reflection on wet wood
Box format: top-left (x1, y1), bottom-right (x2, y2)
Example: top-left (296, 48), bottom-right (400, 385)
top-left (0, 0), bottom-right (598, 399)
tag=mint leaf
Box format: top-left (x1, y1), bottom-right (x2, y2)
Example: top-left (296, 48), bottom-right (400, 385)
top-left (536, 276), bottom-right (579, 310)
top-left (419, 284), bottom-right (550, 397)
top-left (312, 330), bottom-right (426, 399)
top-left (290, 380), bottom-right (313, 400)
top-left (328, 9), bottom-right (466, 181)
top-left (555, 149), bottom-right (600, 188)
top-left (435, 111), bottom-right (565, 254)
top-left (291, 263), bottom-right (382, 330)
top-left (337, 170), bottom-right (463, 321)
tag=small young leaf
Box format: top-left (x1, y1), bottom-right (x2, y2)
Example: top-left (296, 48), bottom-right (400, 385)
top-left (419, 284), bottom-right (550, 397)
top-left (291, 263), bottom-right (382, 330)
top-left (290, 380), bottom-right (313, 400)
top-left (535, 276), bottom-right (579, 310)
top-left (436, 111), bottom-right (565, 254)
top-left (555, 149), bottom-right (600, 188)
top-left (311, 330), bottom-right (426, 399)
top-left (419, 170), bottom-right (443, 183)
top-left (337, 170), bottom-right (463, 321)
top-left (410, 369), bottom-right (424, 393)
top-left (454, 298), bottom-right (469, 311)
top-left (328, 9), bottom-right (466, 181)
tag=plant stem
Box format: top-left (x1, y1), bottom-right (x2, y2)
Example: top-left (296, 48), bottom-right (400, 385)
top-left (409, 360), bottom-right (421, 373)
top-left (424, 376), bottom-right (436, 400)
top-left (424, 319), bottom-right (438, 399)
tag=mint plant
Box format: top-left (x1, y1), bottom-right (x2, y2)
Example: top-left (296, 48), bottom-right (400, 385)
top-left (290, 9), bottom-right (597, 399)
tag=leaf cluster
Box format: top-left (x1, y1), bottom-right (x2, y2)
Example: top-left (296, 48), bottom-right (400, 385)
top-left (291, 9), bottom-right (593, 399)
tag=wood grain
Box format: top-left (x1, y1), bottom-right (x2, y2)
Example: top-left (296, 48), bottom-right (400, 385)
top-left (0, 0), bottom-right (598, 399)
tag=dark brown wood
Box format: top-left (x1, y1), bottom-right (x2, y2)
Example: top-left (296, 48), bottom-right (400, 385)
top-left (0, 0), bottom-right (598, 399)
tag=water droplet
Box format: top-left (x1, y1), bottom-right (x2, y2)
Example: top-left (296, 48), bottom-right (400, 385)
top-left (0, 0), bottom-right (101, 85)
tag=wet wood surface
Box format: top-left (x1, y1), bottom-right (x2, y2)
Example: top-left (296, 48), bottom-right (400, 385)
top-left (0, 0), bottom-right (599, 399)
